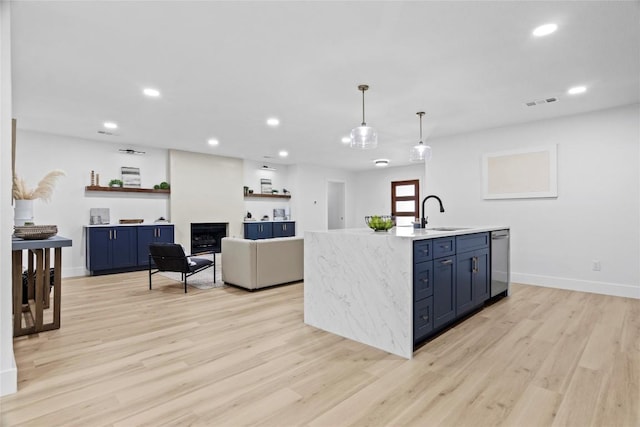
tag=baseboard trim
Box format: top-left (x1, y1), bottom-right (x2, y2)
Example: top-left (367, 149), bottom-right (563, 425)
top-left (62, 267), bottom-right (88, 278)
top-left (512, 272), bottom-right (639, 299)
top-left (0, 354), bottom-right (17, 396)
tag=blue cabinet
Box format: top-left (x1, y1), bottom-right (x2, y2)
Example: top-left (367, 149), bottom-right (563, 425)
top-left (244, 222), bottom-right (295, 239)
top-left (413, 232), bottom-right (491, 347)
top-left (433, 254), bottom-right (457, 330)
top-left (455, 233), bottom-right (490, 316)
top-left (86, 226), bottom-right (137, 274)
top-left (86, 224), bottom-right (174, 275)
top-left (273, 221), bottom-right (295, 237)
top-left (137, 225), bottom-right (175, 266)
top-left (244, 222), bottom-right (273, 240)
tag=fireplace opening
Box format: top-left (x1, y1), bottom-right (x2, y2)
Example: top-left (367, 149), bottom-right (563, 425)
top-left (191, 223), bottom-right (227, 254)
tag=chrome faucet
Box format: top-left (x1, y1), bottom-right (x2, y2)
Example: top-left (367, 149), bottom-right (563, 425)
top-left (421, 195), bottom-right (445, 228)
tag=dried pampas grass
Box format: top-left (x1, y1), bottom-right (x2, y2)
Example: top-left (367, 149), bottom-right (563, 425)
top-left (13, 170), bottom-right (66, 201)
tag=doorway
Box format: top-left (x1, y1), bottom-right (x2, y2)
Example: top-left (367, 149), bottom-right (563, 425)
top-left (327, 181), bottom-right (346, 230)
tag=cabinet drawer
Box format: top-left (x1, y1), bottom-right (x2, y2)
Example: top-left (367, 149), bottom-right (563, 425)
top-left (413, 240), bottom-right (433, 263)
top-left (414, 261), bottom-right (433, 301)
top-left (456, 232), bottom-right (489, 253)
top-left (433, 237), bottom-right (456, 258)
top-left (414, 296), bottom-right (434, 344)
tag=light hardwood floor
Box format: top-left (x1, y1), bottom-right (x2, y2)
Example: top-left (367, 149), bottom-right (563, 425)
top-left (1, 272), bottom-right (638, 427)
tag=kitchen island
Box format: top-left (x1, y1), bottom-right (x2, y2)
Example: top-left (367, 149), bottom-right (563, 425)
top-left (303, 225), bottom-right (509, 359)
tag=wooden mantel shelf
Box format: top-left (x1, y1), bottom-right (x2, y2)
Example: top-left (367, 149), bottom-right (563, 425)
top-left (85, 186), bottom-right (170, 194)
top-left (244, 193), bottom-right (291, 199)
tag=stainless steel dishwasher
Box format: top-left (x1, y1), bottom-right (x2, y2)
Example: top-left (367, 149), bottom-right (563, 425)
top-left (491, 230), bottom-right (510, 297)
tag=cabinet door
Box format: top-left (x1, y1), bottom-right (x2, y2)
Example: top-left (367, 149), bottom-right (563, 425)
top-left (455, 253), bottom-right (476, 317)
top-left (473, 248), bottom-right (490, 305)
top-left (156, 225), bottom-right (174, 243)
top-left (433, 256), bottom-right (456, 330)
top-left (414, 296), bottom-right (434, 344)
top-left (87, 228), bottom-right (113, 271)
top-left (273, 222), bottom-right (295, 237)
top-left (414, 261), bottom-right (433, 301)
top-left (111, 227), bottom-right (137, 268)
top-left (244, 223), bottom-right (260, 240)
top-left (137, 226), bottom-right (156, 267)
top-left (257, 222), bottom-right (273, 239)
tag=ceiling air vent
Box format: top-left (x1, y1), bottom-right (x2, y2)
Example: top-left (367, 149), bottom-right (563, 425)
top-left (525, 97), bottom-right (559, 107)
top-left (97, 130), bottom-right (114, 135)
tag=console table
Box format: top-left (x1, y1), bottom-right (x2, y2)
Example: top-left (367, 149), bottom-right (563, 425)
top-left (12, 236), bottom-right (72, 337)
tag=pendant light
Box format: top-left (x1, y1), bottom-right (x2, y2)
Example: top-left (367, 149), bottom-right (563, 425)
top-left (410, 111), bottom-right (432, 162)
top-left (350, 84), bottom-right (378, 149)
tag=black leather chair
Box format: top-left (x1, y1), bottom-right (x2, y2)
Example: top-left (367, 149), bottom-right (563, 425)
top-left (148, 243), bottom-right (215, 293)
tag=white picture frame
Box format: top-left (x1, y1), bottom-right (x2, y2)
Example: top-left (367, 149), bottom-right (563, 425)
top-left (482, 145), bottom-right (557, 199)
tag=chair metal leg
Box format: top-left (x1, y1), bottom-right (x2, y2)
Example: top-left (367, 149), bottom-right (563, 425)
top-left (213, 254), bottom-right (216, 283)
top-left (148, 255), bottom-right (153, 290)
top-left (184, 276), bottom-right (188, 293)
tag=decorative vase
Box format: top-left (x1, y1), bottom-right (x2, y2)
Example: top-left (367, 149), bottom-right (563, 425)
top-left (14, 199), bottom-right (34, 226)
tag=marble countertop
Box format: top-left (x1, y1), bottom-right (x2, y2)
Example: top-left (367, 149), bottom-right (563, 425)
top-left (313, 225), bottom-right (509, 240)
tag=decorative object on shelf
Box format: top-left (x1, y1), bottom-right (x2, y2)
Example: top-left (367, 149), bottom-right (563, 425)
top-left (90, 170), bottom-right (95, 186)
top-left (96, 173), bottom-right (100, 186)
top-left (272, 189), bottom-right (279, 194)
top-left (155, 217), bottom-right (169, 223)
top-left (12, 169), bottom-right (66, 226)
top-left (365, 215), bottom-right (395, 231)
top-left (90, 208), bottom-right (110, 225)
top-left (350, 84), bottom-right (378, 149)
top-left (159, 181), bottom-right (170, 189)
top-left (410, 111), bottom-right (432, 162)
top-left (246, 211), bottom-right (252, 219)
top-left (13, 224), bottom-right (58, 240)
top-left (153, 184), bottom-right (160, 189)
top-left (283, 188), bottom-right (290, 195)
top-left (109, 179), bottom-right (123, 188)
top-left (248, 189), bottom-right (254, 194)
top-left (244, 186), bottom-right (249, 196)
top-left (121, 166), bottom-right (141, 188)
top-left (261, 178), bottom-right (272, 194)
top-left (119, 219), bottom-right (144, 224)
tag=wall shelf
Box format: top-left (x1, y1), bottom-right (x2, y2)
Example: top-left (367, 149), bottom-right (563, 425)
top-left (244, 193), bottom-right (291, 199)
top-left (85, 186), bottom-right (170, 194)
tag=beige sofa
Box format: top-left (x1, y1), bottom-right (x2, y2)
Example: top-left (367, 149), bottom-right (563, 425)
top-left (221, 236), bottom-right (303, 290)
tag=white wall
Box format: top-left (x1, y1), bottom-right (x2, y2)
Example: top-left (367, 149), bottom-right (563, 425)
top-left (243, 160), bottom-right (291, 222)
top-left (353, 163), bottom-right (426, 227)
top-left (14, 131), bottom-right (170, 276)
top-left (0, 0), bottom-right (17, 396)
top-left (169, 150), bottom-right (244, 244)
top-left (423, 105), bottom-right (639, 298)
top-left (288, 163), bottom-right (357, 234)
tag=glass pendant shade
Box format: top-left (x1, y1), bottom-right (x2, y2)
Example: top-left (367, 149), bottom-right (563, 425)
top-left (410, 142), bottom-right (432, 162)
top-left (350, 84), bottom-right (377, 149)
top-left (350, 125), bottom-right (378, 149)
top-left (410, 111), bottom-right (431, 162)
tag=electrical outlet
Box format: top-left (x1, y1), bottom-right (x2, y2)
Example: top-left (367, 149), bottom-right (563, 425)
top-left (592, 260), bottom-right (601, 271)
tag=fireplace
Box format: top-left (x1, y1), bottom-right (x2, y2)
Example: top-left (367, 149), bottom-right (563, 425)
top-left (191, 222), bottom-right (227, 254)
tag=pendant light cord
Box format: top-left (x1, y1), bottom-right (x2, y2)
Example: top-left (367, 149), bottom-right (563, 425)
top-left (417, 111), bottom-right (425, 144)
top-left (361, 88), bottom-right (366, 126)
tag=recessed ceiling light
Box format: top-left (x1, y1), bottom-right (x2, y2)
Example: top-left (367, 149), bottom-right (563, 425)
top-left (567, 86), bottom-right (587, 95)
top-left (278, 150), bottom-right (288, 158)
top-left (143, 88), bottom-right (160, 97)
top-left (207, 138), bottom-right (219, 146)
top-left (341, 136), bottom-right (351, 144)
top-left (103, 121), bottom-right (118, 129)
top-left (374, 159), bottom-right (389, 167)
top-left (266, 118), bottom-right (280, 127)
top-left (533, 23), bottom-right (558, 37)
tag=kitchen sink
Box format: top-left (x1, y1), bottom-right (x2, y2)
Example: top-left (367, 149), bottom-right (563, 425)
top-left (427, 227), bottom-right (470, 231)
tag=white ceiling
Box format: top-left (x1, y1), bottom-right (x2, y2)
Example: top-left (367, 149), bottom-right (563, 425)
top-left (10, 1), bottom-right (640, 171)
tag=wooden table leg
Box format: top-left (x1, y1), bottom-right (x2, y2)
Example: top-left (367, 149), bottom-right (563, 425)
top-left (53, 247), bottom-right (62, 329)
top-left (43, 248), bottom-right (51, 309)
top-left (27, 250), bottom-right (34, 300)
top-left (12, 250), bottom-right (23, 336)
top-left (34, 248), bottom-right (44, 332)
